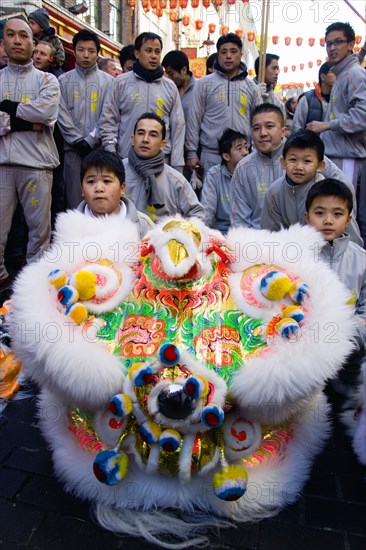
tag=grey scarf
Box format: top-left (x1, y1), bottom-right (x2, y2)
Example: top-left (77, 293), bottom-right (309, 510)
top-left (128, 147), bottom-right (166, 208)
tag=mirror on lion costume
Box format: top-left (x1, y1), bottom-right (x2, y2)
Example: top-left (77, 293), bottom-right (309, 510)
top-left (10, 212), bottom-right (354, 548)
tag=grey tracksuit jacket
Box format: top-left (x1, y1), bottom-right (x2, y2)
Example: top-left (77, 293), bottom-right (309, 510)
top-left (0, 61), bottom-right (60, 168)
top-left (100, 71), bottom-right (185, 169)
top-left (186, 65), bottom-right (262, 159)
top-left (57, 64), bottom-right (113, 151)
top-left (201, 162), bottom-right (232, 234)
top-left (321, 54), bottom-right (366, 159)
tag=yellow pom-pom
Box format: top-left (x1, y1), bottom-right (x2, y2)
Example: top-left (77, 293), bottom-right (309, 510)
top-left (48, 269), bottom-right (67, 289)
top-left (260, 271), bottom-right (291, 301)
top-left (66, 303), bottom-right (88, 324)
top-left (72, 270), bottom-right (97, 301)
top-left (212, 464), bottom-right (248, 501)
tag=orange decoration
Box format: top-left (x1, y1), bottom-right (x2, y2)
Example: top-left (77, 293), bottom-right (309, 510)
top-left (214, 0), bottom-right (223, 6)
top-left (169, 0), bottom-right (178, 7)
top-left (179, 0), bottom-right (188, 7)
top-left (354, 46), bottom-right (360, 52)
top-left (313, 80), bottom-right (317, 86)
top-left (150, 0), bottom-right (158, 7)
top-left (300, 63), bottom-right (304, 70)
top-left (169, 9), bottom-right (178, 21)
top-left (208, 23), bottom-right (216, 34)
top-left (159, 0), bottom-right (167, 7)
top-left (319, 37), bottom-right (325, 47)
top-left (155, 7), bottom-right (164, 16)
top-left (195, 19), bottom-right (203, 30)
top-left (247, 31), bottom-right (255, 42)
top-left (191, 0), bottom-right (199, 6)
top-left (144, 4), bottom-right (150, 10)
top-left (227, 0), bottom-right (236, 5)
top-left (298, 82), bottom-right (304, 88)
top-left (283, 66), bottom-right (288, 73)
top-left (284, 36), bottom-right (291, 46)
top-left (248, 68), bottom-right (255, 76)
top-left (221, 25), bottom-right (229, 36)
top-left (272, 35), bottom-right (279, 45)
top-left (308, 61), bottom-right (313, 68)
top-left (291, 65), bottom-right (296, 72)
top-left (317, 59), bottom-right (322, 66)
top-left (235, 29), bottom-right (244, 39)
top-left (306, 81), bottom-right (311, 87)
top-left (182, 14), bottom-right (190, 25)
top-left (355, 35), bottom-right (362, 45)
top-left (296, 37), bottom-right (303, 46)
top-left (202, 0), bottom-right (211, 7)
top-left (308, 37), bottom-right (315, 47)
top-left (242, 0), bottom-right (249, 2)
top-left (128, 0), bottom-right (136, 7)
top-left (141, 0), bottom-right (149, 7)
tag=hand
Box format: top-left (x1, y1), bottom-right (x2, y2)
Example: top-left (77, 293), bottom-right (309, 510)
top-left (186, 157), bottom-right (201, 173)
top-left (306, 121), bottom-right (330, 134)
top-left (257, 82), bottom-right (269, 99)
top-left (74, 139), bottom-right (93, 158)
top-left (0, 100), bottom-right (19, 117)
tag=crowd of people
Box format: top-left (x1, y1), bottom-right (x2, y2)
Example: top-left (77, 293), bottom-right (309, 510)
top-left (0, 14), bottom-right (365, 372)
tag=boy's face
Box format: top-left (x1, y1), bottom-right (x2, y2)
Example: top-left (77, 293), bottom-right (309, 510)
top-left (81, 167), bottom-right (125, 217)
top-left (131, 118), bottom-right (166, 159)
top-left (28, 19), bottom-right (42, 37)
top-left (251, 111), bottom-right (286, 154)
top-left (305, 195), bottom-right (351, 241)
top-left (223, 138), bottom-right (248, 168)
top-left (281, 147), bottom-right (325, 185)
top-left (75, 40), bottom-right (98, 69)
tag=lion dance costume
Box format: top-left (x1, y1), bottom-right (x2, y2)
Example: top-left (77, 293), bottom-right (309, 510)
top-left (10, 212), bottom-right (354, 547)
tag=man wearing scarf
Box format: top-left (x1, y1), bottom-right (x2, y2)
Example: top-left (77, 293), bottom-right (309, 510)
top-left (124, 113), bottom-right (204, 222)
top-left (100, 33), bottom-right (185, 172)
top-left (186, 33), bottom-right (262, 177)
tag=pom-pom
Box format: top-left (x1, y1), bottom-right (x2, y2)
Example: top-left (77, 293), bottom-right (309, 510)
top-left (201, 405), bottom-right (225, 428)
top-left (93, 449), bottom-right (128, 485)
top-left (282, 305), bottom-right (305, 324)
top-left (260, 271), bottom-right (291, 301)
top-left (289, 281), bottom-right (309, 304)
top-left (140, 420), bottom-right (161, 444)
top-left (183, 375), bottom-right (209, 400)
top-left (129, 362), bottom-right (154, 387)
top-left (159, 429), bottom-right (182, 452)
top-left (48, 269), bottom-right (67, 289)
top-left (65, 302), bottom-right (88, 324)
top-left (212, 464), bottom-right (248, 501)
top-left (276, 317), bottom-right (301, 341)
top-left (70, 270), bottom-right (97, 301)
top-left (109, 394), bottom-right (133, 418)
top-left (57, 285), bottom-right (79, 306)
top-left (159, 344), bottom-right (180, 366)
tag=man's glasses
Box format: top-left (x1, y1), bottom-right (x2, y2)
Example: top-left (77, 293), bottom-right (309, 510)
top-left (324, 39), bottom-right (348, 48)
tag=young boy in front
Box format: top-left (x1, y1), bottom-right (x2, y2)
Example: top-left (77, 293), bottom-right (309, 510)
top-left (261, 129), bottom-right (325, 230)
top-left (78, 150), bottom-right (153, 238)
top-left (305, 178), bottom-right (366, 395)
top-left (201, 129), bottom-right (248, 234)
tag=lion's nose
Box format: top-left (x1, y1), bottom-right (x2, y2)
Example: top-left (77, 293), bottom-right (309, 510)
top-left (158, 384), bottom-right (195, 420)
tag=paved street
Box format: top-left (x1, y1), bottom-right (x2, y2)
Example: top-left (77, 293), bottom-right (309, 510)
top-left (0, 386), bottom-right (365, 550)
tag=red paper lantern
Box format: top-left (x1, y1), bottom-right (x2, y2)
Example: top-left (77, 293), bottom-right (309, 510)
top-left (242, 0), bottom-right (249, 2)
top-left (150, 0), bottom-right (158, 7)
top-left (208, 23), bottom-right (216, 34)
top-left (202, 0), bottom-right (211, 7)
top-left (313, 80), bottom-right (317, 86)
top-left (308, 61), bottom-right (313, 68)
top-left (284, 36), bottom-right (291, 46)
top-left (159, 0), bottom-right (167, 8)
top-left (296, 37), bottom-right (303, 47)
top-left (235, 29), bottom-right (244, 39)
top-left (179, 0), bottom-right (188, 7)
top-left (169, 9), bottom-right (178, 21)
top-left (306, 81), bottom-right (311, 88)
top-left (169, 0), bottom-right (178, 7)
top-left (355, 35), bottom-right (362, 45)
top-left (308, 37), bottom-right (315, 47)
top-left (317, 59), bottom-right (322, 66)
top-left (144, 5), bottom-right (150, 11)
top-left (319, 37), bottom-right (325, 47)
top-left (191, 0), bottom-right (199, 6)
top-left (247, 31), bottom-right (255, 42)
top-left (155, 7), bottom-right (164, 16)
top-left (354, 46), bottom-right (360, 52)
top-left (283, 66), bottom-right (288, 73)
top-left (227, 0), bottom-right (236, 5)
top-left (195, 19), bottom-right (203, 30)
top-left (141, 0), bottom-right (149, 6)
top-left (300, 63), bottom-right (304, 70)
top-left (272, 35), bottom-right (279, 45)
top-left (221, 25), bottom-right (229, 36)
top-left (182, 14), bottom-right (190, 26)
top-left (214, 0), bottom-right (223, 6)
top-left (128, 0), bottom-right (136, 7)
top-left (291, 65), bottom-right (296, 72)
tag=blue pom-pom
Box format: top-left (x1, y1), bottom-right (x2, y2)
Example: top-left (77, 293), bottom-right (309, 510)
top-left (57, 285), bottom-right (79, 306)
top-left (93, 449), bottom-right (128, 485)
top-left (201, 405), bottom-right (225, 428)
top-left (159, 344), bottom-right (180, 366)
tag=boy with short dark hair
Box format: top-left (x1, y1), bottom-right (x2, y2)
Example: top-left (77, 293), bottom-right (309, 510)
top-left (305, 178), bottom-right (366, 394)
top-left (201, 129), bottom-right (248, 233)
top-left (78, 150), bottom-right (152, 238)
top-left (261, 130), bottom-right (326, 230)
top-left (28, 7), bottom-right (65, 70)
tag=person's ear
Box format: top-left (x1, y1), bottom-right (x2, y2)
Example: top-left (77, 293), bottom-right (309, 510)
top-left (160, 139), bottom-right (167, 151)
top-left (317, 160), bottom-right (326, 172)
top-left (131, 134), bottom-right (135, 147)
top-left (345, 213), bottom-right (352, 228)
top-left (120, 182), bottom-right (126, 197)
top-left (280, 156), bottom-right (286, 169)
top-left (222, 152), bottom-right (230, 163)
top-left (304, 211), bottom-right (309, 223)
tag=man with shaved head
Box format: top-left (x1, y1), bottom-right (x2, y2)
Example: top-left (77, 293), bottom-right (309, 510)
top-left (0, 18), bottom-right (60, 289)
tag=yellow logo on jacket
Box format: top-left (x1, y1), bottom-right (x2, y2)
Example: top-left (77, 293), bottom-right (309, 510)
top-left (156, 97), bottom-right (164, 118)
top-left (239, 94), bottom-right (247, 116)
top-left (91, 90), bottom-right (98, 112)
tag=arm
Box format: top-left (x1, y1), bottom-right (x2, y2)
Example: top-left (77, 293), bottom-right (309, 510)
top-left (169, 85), bottom-right (185, 170)
top-left (177, 176), bottom-right (205, 220)
top-left (99, 79), bottom-right (121, 153)
top-left (57, 78), bottom-right (84, 145)
top-left (186, 79), bottom-right (205, 164)
top-left (230, 162), bottom-right (260, 228)
top-left (353, 269), bottom-right (366, 352)
top-left (292, 96), bottom-right (308, 134)
top-left (260, 187), bottom-right (283, 231)
top-left (201, 167), bottom-right (219, 227)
